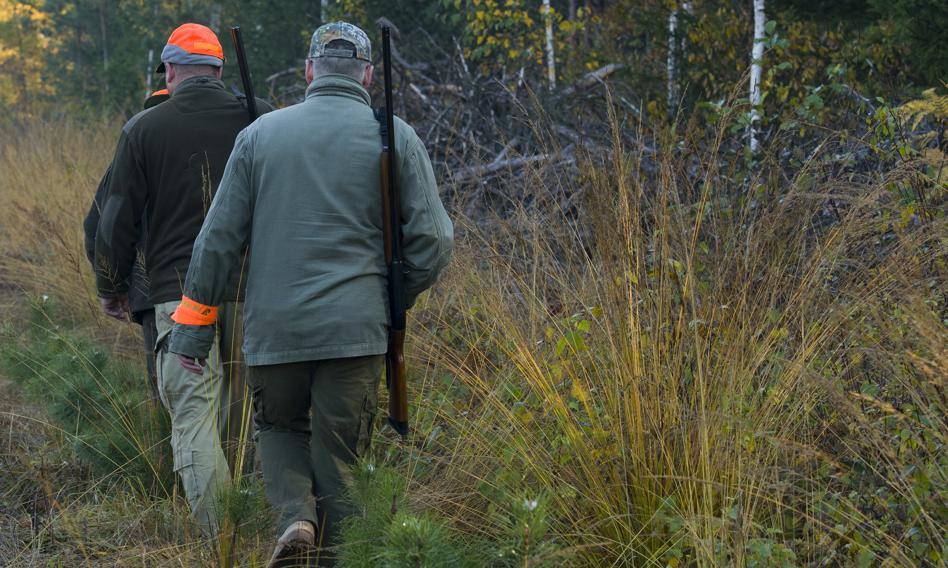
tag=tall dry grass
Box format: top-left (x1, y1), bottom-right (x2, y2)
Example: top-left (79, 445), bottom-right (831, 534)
top-left (0, 119), bottom-right (138, 345)
top-left (0, 106), bottom-right (944, 567)
top-left (398, 111), bottom-right (946, 565)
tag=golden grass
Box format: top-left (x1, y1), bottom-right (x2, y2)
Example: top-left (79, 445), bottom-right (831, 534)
top-left (0, 118), bottom-right (141, 353)
top-left (0, 108), bottom-right (944, 566)
top-left (400, 114), bottom-right (946, 565)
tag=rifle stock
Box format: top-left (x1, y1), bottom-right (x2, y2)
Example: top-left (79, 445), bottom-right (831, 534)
top-left (379, 25), bottom-right (409, 437)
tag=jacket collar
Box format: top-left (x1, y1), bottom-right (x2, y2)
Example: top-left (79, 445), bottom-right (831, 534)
top-left (305, 74), bottom-right (372, 106)
top-left (172, 75), bottom-right (227, 96)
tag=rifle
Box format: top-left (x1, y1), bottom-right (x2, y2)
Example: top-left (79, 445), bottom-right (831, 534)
top-left (378, 25), bottom-right (409, 437)
top-left (229, 26), bottom-right (258, 121)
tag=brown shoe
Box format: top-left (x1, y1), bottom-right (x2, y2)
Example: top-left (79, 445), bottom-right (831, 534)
top-left (267, 520), bottom-right (316, 568)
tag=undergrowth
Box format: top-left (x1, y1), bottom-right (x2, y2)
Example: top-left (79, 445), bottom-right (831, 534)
top-left (0, 299), bottom-right (173, 491)
top-left (0, 93), bottom-right (944, 566)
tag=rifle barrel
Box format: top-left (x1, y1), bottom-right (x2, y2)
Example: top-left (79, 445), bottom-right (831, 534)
top-left (230, 26), bottom-right (258, 121)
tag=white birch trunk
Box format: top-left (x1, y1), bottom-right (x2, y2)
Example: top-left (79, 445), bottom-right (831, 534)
top-left (749, 0), bottom-right (766, 154)
top-left (667, 2), bottom-right (693, 112)
top-left (666, 7), bottom-right (678, 111)
top-left (681, 2), bottom-right (692, 74)
top-left (542, 0), bottom-right (556, 90)
top-left (146, 48), bottom-right (154, 99)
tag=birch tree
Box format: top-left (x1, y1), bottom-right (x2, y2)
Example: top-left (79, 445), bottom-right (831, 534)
top-left (542, 0), bottom-right (556, 90)
top-left (667, 5), bottom-right (679, 110)
top-left (666, 2), bottom-right (692, 113)
top-left (749, 0), bottom-right (766, 154)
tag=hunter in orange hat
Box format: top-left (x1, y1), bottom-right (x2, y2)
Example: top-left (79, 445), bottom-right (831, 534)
top-left (94, 22), bottom-right (273, 535)
top-left (155, 23), bottom-right (225, 73)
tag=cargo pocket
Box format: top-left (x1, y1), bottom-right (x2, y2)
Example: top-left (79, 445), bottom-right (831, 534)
top-left (355, 394), bottom-right (377, 458)
top-left (154, 327), bottom-right (173, 412)
top-left (173, 447), bottom-right (197, 501)
top-left (247, 368), bottom-right (267, 433)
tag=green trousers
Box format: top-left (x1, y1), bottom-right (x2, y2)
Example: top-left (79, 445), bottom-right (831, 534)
top-left (248, 356), bottom-right (382, 562)
top-left (154, 300), bottom-right (252, 535)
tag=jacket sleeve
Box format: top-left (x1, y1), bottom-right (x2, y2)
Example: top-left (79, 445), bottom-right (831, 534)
top-left (83, 166), bottom-right (112, 267)
top-left (168, 128), bottom-right (255, 359)
top-left (95, 131), bottom-right (147, 298)
top-left (398, 131), bottom-right (454, 306)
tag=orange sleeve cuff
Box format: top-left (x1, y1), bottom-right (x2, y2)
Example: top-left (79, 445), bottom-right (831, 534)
top-left (171, 296), bottom-right (218, 326)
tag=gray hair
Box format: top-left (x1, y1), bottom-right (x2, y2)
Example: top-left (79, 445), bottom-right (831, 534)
top-left (311, 56), bottom-right (369, 81)
top-left (168, 63), bottom-right (220, 79)
top-left (310, 40), bottom-right (369, 81)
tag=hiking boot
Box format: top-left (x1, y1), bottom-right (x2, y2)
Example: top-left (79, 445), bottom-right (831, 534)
top-left (267, 520), bottom-right (317, 568)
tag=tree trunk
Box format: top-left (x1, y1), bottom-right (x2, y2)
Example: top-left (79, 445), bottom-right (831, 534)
top-left (321, 0), bottom-right (330, 24)
top-left (99, 0), bottom-right (109, 102)
top-left (208, 3), bottom-right (222, 34)
top-left (542, 0), bottom-right (556, 90)
top-left (666, 6), bottom-right (678, 111)
top-left (11, 2), bottom-right (29, 112)
top-left (146, 48), bottom-right (154, 99)
top-left (749, 0), bottom-right (766, 154)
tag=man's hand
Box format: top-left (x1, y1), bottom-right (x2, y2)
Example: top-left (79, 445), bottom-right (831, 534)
top-left (177, 354), bottom-right (206, 375)
top-left (99, 294), bottom-right (130, 321)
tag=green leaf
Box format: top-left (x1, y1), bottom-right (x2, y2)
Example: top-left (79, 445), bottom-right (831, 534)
top-left (856, 548), bottom-right (875, 568)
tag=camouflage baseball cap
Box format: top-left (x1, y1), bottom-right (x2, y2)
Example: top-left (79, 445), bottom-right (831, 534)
top-left (309, 21), bottom-right (371, 62)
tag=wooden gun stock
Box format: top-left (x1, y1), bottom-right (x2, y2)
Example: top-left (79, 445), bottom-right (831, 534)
top-left (379, 25), bottom-right (409, 437)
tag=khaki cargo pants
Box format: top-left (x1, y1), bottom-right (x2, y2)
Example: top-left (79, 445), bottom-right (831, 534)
top-left (249, 355), bottom-right (382, 565)
top-left (154, 300), bottom-right (252, 535)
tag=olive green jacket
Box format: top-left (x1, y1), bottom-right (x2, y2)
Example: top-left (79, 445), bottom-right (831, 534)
top-left (168, 75), bottom-right (453, 365)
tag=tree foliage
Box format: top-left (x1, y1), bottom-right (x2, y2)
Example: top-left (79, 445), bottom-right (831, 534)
top-left (1, 0), bottom-right (942, 119)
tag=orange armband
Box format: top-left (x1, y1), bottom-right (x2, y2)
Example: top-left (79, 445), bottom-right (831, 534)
top-left (171, 296), bottom-right (218, 326)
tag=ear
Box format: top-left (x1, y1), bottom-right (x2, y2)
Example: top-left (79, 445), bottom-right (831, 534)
top-left (214, 66), bottom-right (223, 79)
top-left (362, 64), bottom-right (374, 89)
top-left (166, 63), bottom-right (176, 84)
top-left (305, 59), bottom-right (315, 84)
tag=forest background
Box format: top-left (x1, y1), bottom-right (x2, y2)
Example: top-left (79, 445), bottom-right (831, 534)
top-left (0, 0), bottom-right (946, 567)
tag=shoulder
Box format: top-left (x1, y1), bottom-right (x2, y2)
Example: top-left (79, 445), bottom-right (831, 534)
top-left (251, 102), bottom-right (306, 134)
top-left (235, 94), bottom-right (275, 116)
top-left (255, 97), bottom-right (275, 114)
top-left (392, 115), bottom-right (426, 156)
top-left (121, 105), bottom-right (162, 135)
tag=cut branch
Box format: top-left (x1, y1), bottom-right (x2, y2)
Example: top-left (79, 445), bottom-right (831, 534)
top-left (559, 63), bottom-right (625, 97)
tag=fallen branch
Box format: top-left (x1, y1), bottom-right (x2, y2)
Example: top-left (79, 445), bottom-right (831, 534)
top-left (265, 67), bottom-right (300, 84)
top-left (559, 63), bottom-right (625, 97)
top-left (453, 154), bottom-right (553, 183)
top-left (453, 145), bottom-right (576, 183)
top-left (837, 83), bottom-right (876, 114)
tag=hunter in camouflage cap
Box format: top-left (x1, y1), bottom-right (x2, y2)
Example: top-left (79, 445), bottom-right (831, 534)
top-left (309, 21), bottom-right (371, 62)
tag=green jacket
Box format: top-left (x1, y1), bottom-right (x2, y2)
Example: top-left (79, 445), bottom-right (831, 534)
top-left (168, 75), bottom-right (453, 366)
